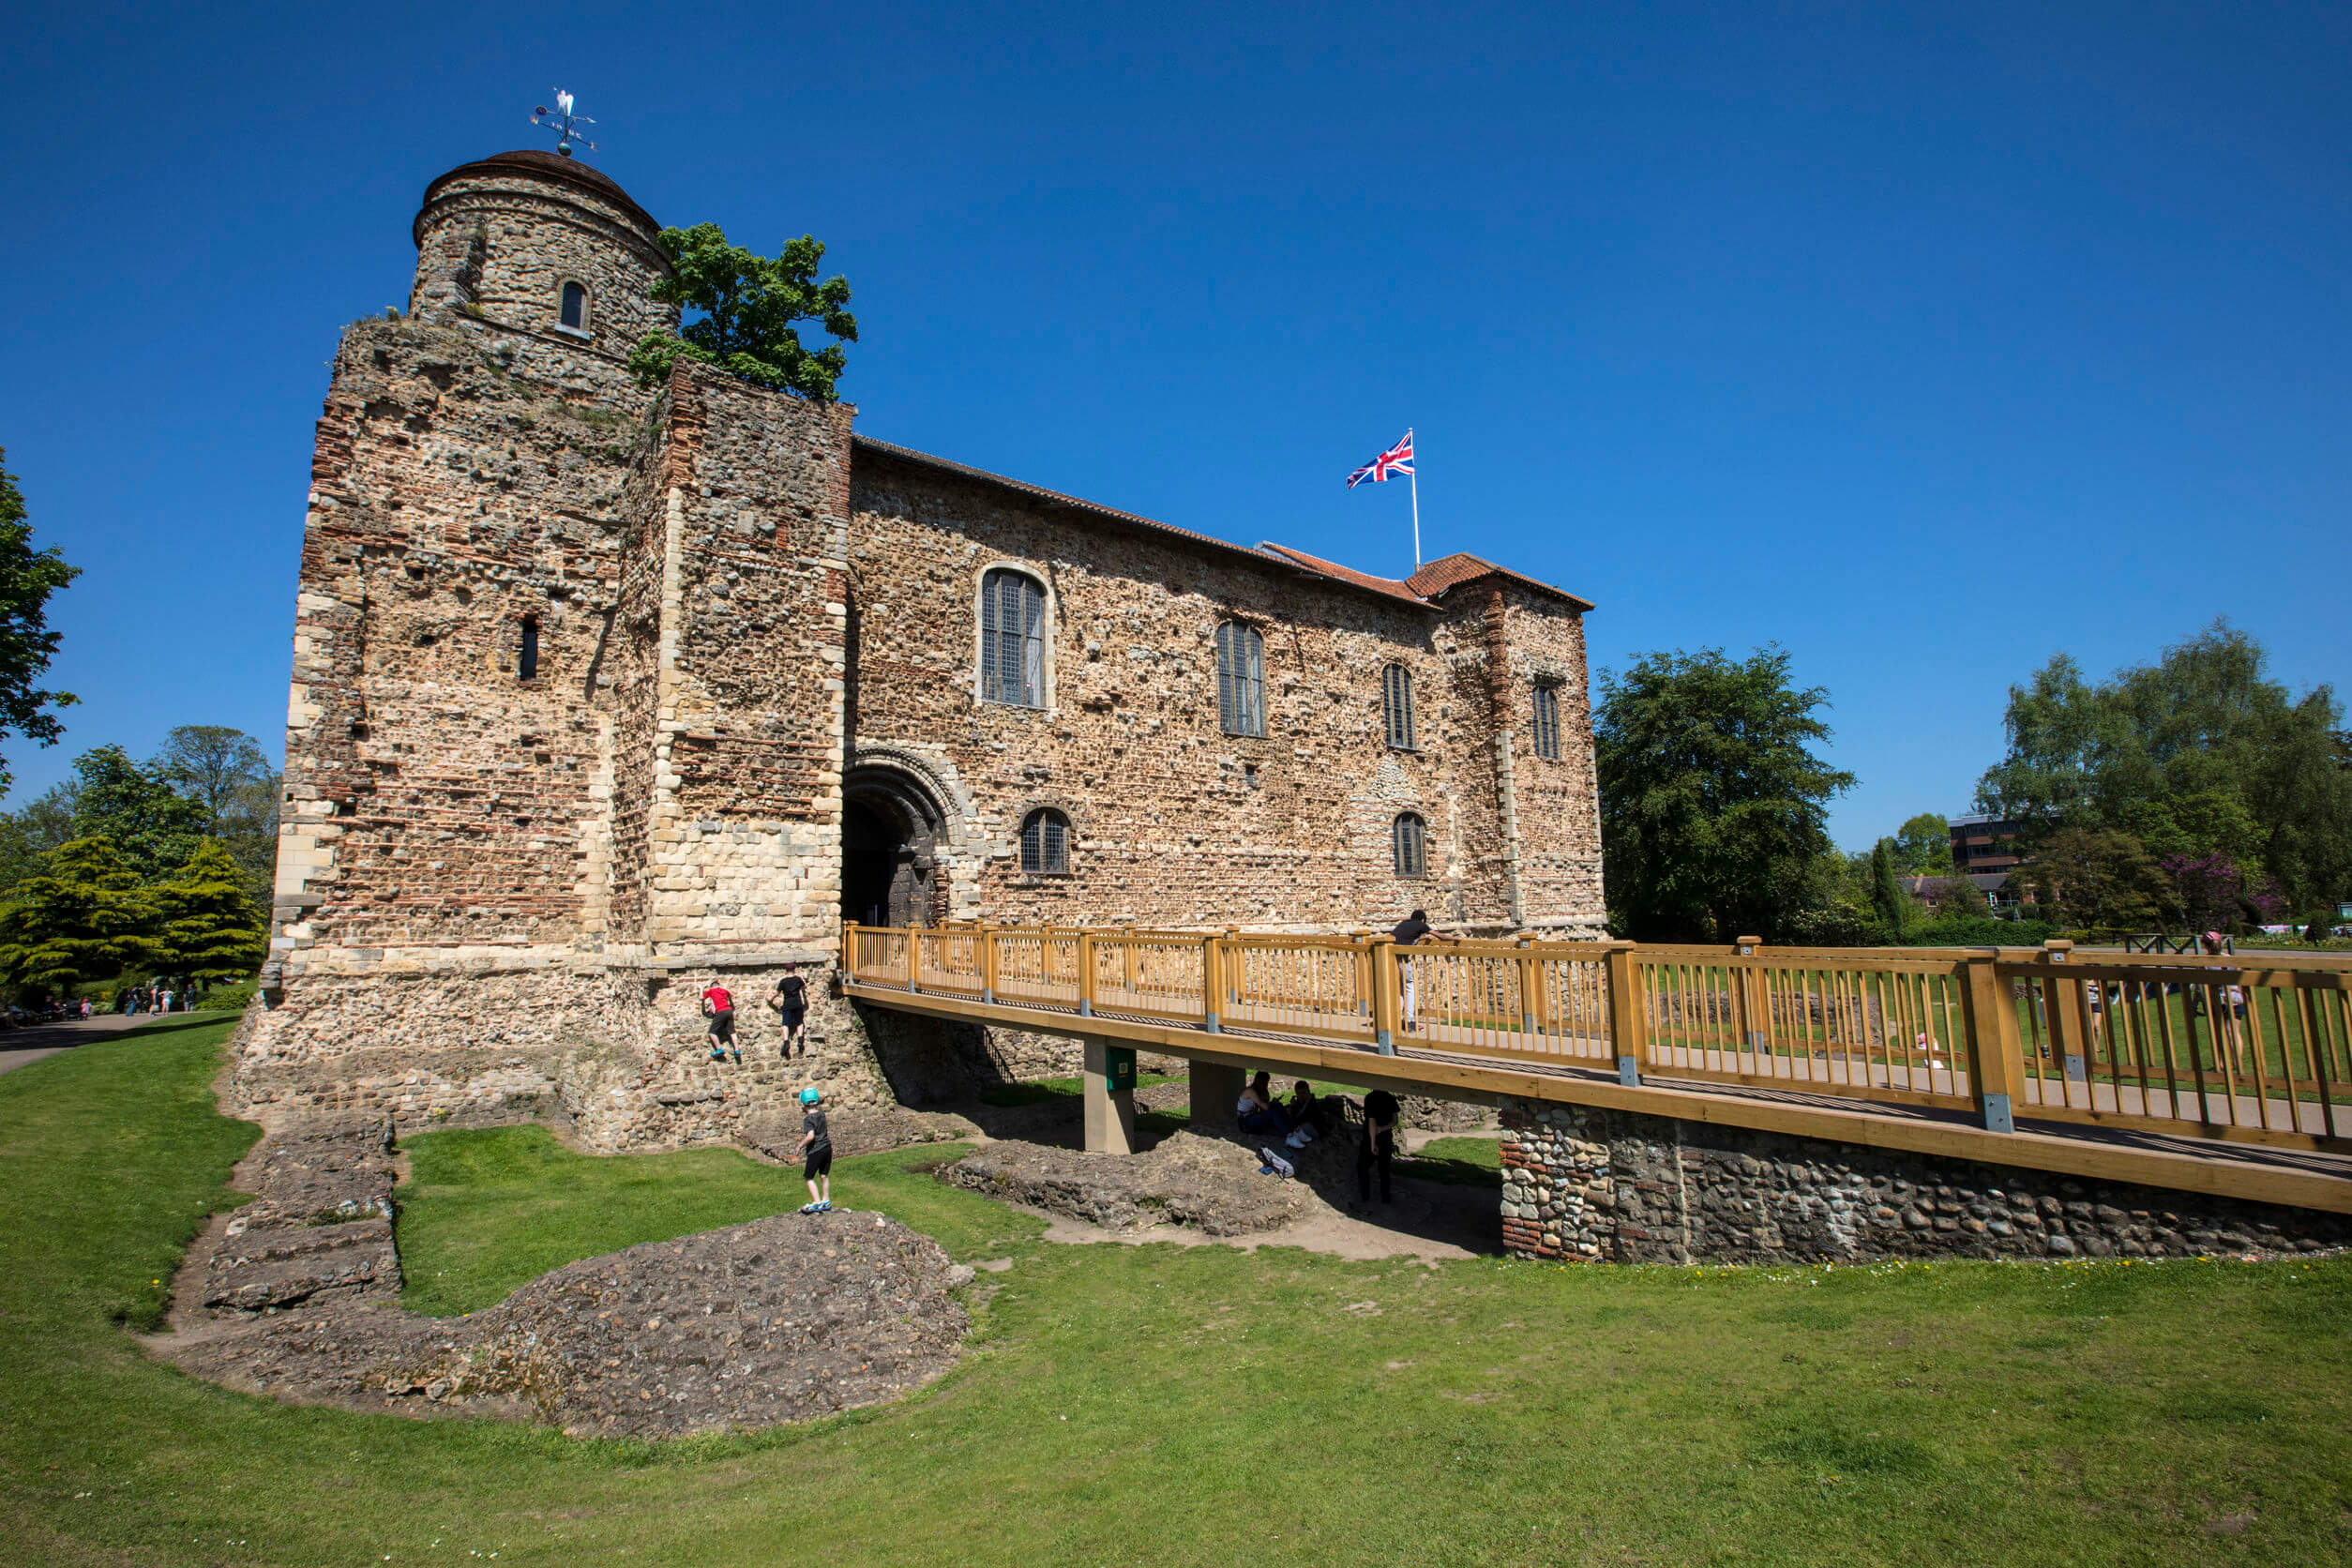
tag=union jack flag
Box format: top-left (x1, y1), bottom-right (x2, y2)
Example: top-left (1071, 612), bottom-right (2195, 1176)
top-left (1347, 429), bottom-right (1414, 490)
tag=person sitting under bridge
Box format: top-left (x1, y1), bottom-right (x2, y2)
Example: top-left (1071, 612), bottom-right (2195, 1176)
top-left (1237, 1071), bottom-right (1293, 1138)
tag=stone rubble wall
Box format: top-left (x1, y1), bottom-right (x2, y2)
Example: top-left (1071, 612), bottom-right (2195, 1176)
top-left (1500, 1099), bottom-right (2352, 1264)
top-left (847, 448), bottom-right (1606, 933)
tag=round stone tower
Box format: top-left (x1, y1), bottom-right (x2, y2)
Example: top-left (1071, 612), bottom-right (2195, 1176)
top-left (410, 149), bottom-right (677, 354)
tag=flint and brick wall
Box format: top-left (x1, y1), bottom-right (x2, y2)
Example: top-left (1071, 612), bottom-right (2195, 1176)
top-left (1500, 1100), bottom-right (2352, 1264)
top-left (846, 450), bottom-right (1606, 933)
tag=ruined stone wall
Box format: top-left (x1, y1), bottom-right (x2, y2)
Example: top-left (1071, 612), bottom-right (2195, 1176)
top-left (270, 317), bottom-right (648, 971)
top-left (640, 369), bottom-right (855, 954)
top-left (845, 450), bottom-right (1604, 932)
top-left (1500, 1100), bottom-right (2351, 1263)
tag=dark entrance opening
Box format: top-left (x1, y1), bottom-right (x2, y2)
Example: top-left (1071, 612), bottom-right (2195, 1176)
top-left (841, 765), bottom-right (946, 927)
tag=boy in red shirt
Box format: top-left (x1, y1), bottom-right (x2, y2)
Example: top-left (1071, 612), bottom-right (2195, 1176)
top-left (701, 980), bottom-right (739, 1063)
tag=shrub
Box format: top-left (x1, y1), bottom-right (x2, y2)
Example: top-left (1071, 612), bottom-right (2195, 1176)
top-left (1891, 915), bottom-right (2056, 948)
top-left (196, 977), bottom-right (258, 1012)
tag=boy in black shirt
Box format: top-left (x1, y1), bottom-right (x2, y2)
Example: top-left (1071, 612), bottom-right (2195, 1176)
top-left (795, 1086), bottom-right (832, 1213)
top-left (770, 965), bottom-right (809, 1058)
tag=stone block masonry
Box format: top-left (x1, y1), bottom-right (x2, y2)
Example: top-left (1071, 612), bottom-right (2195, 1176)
top-left (1500, 1100), bottom-right (2352, 1264)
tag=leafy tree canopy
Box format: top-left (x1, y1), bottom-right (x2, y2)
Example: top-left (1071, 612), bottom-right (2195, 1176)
top-left (1888, 812), bottom-right (1952, 874)
top-left (0, 448), bottom-right (81, 793)
top-left (68, 746), bottom-right (205, 883)
top-left (2013, 827), bottom-right (2168, 930)
top-left (1976, 621), bottom-right (2351, 911)
top-left (1596, 646), bottom-right (1856, 942)
top-left (0, 837), bottom-right (158, 993)
top-left (627, 224), bottom-right (858, 402)
top-left (153, 839), bottom-right (267, 986)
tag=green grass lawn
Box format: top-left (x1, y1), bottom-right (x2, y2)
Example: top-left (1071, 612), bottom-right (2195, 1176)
top-left (6, 1015), bottom-right (2352, 1566)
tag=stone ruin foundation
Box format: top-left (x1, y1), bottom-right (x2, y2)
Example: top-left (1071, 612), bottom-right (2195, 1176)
top-left (1501, 1099), bottom-right (2352, 1264)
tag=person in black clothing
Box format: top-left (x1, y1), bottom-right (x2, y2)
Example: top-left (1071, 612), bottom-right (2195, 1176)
top-left (770, 964), bottom-right (810, 1057)
top-left (795, 1087), bottom-right (832, 1213)
top-left (1391, 909), bottom-right (1456, 1033)
top-left (1357, 1088), bottom-right (1400, 1204)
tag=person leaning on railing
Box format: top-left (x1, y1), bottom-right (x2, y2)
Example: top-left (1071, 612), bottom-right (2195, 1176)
top-left (1391, 909), bottom-right (1459, 1034)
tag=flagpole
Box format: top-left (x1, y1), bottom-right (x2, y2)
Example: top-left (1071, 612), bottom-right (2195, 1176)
top-left (1410, 447), bottom-right (1422, 568)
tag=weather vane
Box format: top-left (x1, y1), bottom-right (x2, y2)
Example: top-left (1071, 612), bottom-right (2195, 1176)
top-left (530, 90), bottom-right (596, 158)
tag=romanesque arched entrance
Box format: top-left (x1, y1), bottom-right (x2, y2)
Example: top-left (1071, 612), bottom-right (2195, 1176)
top-left (841, 763), bottom-right (948, 927)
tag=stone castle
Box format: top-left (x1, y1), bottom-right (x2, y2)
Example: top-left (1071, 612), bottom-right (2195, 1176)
top-left (234, 147), bottom-right (1605, 1146)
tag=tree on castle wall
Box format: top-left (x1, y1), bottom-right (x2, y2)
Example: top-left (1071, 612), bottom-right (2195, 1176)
top-left (627, 224), bottom-right (858, 402)
top-left (0, 448), bottom-right (82, 794)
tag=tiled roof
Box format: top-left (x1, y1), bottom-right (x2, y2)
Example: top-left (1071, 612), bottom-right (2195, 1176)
top-left (1250, 543), bottom-right (1429, 606)
top-left (1406, 551), bottom-right (1596, 611)
top-left (851, 436), bottom-right (1594, 614)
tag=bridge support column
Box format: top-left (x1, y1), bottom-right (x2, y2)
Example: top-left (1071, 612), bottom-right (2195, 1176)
top-left (1082, 1036), bottom-right (1138, 1155)
top-left (1188, 1059), bottom-right (1244, 1138)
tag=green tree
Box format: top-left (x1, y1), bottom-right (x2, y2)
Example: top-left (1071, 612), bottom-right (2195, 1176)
top-left (626, 224), bottom-right (858, 402)
top-left (0, 779), bottom-right (78, 894)
top-left (1596, 646), bottom-right (1856, 942)
top-left (152, 839), bottom-right (266, 987)
top-left (0, 837), bottom-right (158, 994)
top-left (1976, 622), bottom-right (2352, 911)
top-left (1889, 812), bottom-right (1952, 873)
top-left (1869, 839), bottom-right (1914, 934)
top-left (0, 449), bottom-right (80, 794)
top-left (68, 746), bottom-right (204, 883)
top-left (151, 725), bottom-right (279, 908)
top-left (2013, 827), bottom-right (2167, 930)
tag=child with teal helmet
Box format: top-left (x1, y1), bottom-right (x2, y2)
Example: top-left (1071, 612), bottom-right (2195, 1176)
top-left (795, 1085), bottom-right (832, 1213)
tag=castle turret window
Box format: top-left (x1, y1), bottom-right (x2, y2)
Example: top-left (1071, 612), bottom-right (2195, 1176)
top-left (519, 617), bottom-right (539, 680)
top-left (979, 567), bottom-right (1047, 707)
top-left (1382, 662), bottom-right (1415, 748)
top-left (1392, 812), bottom-right (1428, 877)
top-left (1019, 807), bottom-right (1071, 875)
top-left (1214, 621), bottom-right (1265, 737)
top-left (1531, 684), bottom-right (1560, 760)
top-left (559, 281), bottom-right (588, 332)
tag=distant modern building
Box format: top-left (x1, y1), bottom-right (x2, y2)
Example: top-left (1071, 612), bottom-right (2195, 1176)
top-left (1949, 814), bottom-right (2028, 877)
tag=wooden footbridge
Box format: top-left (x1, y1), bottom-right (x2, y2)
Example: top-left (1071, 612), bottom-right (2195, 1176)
top-left (844, 924), bottom-right (2352, 1215)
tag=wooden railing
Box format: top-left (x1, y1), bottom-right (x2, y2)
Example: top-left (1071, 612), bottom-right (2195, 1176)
top-left (841, 925), bottom-right (2352, 1153)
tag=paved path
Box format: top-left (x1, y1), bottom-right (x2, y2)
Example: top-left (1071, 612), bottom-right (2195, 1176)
top-left (0, 1013), bottom-right (147, 1076)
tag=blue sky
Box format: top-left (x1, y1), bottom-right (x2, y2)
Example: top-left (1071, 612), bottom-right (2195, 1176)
top-left (3, 0), bottom-right (2345, 847)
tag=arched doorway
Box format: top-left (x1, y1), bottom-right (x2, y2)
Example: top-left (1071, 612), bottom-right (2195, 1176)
top-left (841, 763), bottom-right (948, 927)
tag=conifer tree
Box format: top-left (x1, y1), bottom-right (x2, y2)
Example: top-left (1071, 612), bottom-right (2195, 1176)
top-left (0, 837), bottom-right (158, 993)
top-left (152, 839), bottom-right (267, 987)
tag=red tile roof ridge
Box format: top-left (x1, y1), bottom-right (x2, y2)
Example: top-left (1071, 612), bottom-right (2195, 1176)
top-left (1250, 543), bottom-right (1429, 606)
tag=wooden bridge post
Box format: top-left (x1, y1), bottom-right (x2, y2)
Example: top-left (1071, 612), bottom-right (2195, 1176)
top-left (1606, 941), bottom-right (1647, 1086)
top-left (1077, 928), bottom-right (1095, 1017)
top-left (1732, 937), bottom-right (1765, 1050)
top-left (979, 923), bottom-right (997, 1004)
top-left (2042, 940), bottom-right (2089, 1086)
top-left (1201, 930), bottom-right (1224, 1033)
top-left (1961, 952), bottom-right (2028, 1134)
top-left (1371, 937), bottom-right (1401, 1054)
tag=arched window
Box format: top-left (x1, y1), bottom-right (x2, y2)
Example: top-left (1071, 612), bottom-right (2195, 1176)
top-left (979, 568), bottom-right (1047, 707)
top-left (1019, 807), bottom-right (1070, 875)
top-left (518, 616), bottom-right (540, 680)
top-left (559, 280), bottom-right (588, 331)
top-left (1531, 683), bottom-right (1560, 760)
top-left (1381, 662), bottom-right (1414, 748)
top-left (1392, 812), bottom-right (1428, 877)
top-left (1214, 621), bottom-right (1265, 737)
